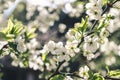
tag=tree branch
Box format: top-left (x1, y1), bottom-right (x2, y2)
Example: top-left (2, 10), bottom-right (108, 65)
top-left (91, 0), bottom-right (118, 31)
top-left (47, 61), bottom-right (65, 80)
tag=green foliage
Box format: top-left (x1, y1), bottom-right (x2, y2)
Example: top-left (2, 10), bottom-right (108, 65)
top-left (97, 15), bottom-right (113, 31)
top-left (102, 0), bottom-right (108, 5)
top-left (50, 75), bottom-right (64, 80)
top-left (108, 70), bottom-right (120, 78)
top-left (2, 19), bottom-right (23, 41)
top-left (42, 53), bottom-right (48, 61)
top-left (25, 26), bottom-right (37, 40)
top-left (102, 0), bottom-right (118, 5)
top-left (1, 18), bottom-right (36, 42)
top-left (90, 73), bottom-right (104, 80)
top-left (75, 16), bottom-right (88, 35)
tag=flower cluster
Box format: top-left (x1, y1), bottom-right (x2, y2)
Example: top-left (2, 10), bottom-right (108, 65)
top-left (41, 40), bottom-right (80, 62)
top-left (86, 0), bottom-right (102, 20)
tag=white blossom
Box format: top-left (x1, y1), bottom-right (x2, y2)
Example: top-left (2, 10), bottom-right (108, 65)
top-left (83, 36), bottom-right (99, 52)
top-left (100, 28), bottom-right (109, 38)
top-left (26, 38), bottom-right (40, 50)
top-left (65, 40), bottom-right (80, 57)
top-left (29, 55), bottom-right (44, 71)
top-left (105, 57), bottom-right (116, 66)
top-left (79, 66), bottom-right (89, 79)
top-left (58, 23), bottom-right (66, 33)
top-left (17, 39), bottom-right (27, 53)
top-left (86, 0), bottom-right (102, 20)
top-left (83, 50), bottom-right (95, 60)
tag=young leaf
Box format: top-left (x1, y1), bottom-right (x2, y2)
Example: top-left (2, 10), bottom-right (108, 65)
top-left (50, 75), bottom-right (64, 80)
top-left (74, 16), bottom-right (88, 34)
top-left (108, 70), bottom-right (120, 78)
top-left (13, 21), bottom-right (23, 36)
top-left (42, 53), bottom-right (47, 61)
top-left (2, 19), bottom-right (14, 34)
top-left (25, 27), bottom-right (37, 39)
top-left (90, 73), bottom-right (104, 80)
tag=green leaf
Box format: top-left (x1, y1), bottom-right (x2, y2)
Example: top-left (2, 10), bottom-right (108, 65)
top-left (88, 71), bottom-right (94, 79)
top-left (2, 19), bottom-right (24, 41)
top-left (108, 70), bottom-right (120, 78)
top-left (74, 16), bottom-right (88, 34)
top-left (5, 34), bottom-right (15, 42)
top-left (90, 73), bottom-right (104, 80)
top-left (97, 14), bottom-right (113, 31)
top-left (12, 21), bottom-right (23, 36)
top-left (42, 53), bottom-right (47, 61)
top-left (106, 66), bottom-right (110, 73)
top-left (102, 0), bottom-right (108, 5)
top-left (25, 27), bottom-right (37, 39)
top-left (50, 75), bottom-right (64, 80)
top-left (3, 19), bottom-right (14, 34)
top-left (81, 16), bottom-right (88, 32)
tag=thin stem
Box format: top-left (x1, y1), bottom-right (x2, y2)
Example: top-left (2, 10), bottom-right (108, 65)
top-left (77, 37), bottom-right (84, 47)
top-left (47, 61), bottom-right (65, 80)
top-left (112, 0), bottom-right (120, 5)
top-left (59, 71), bottom-right (84, 79)
top-left (91, 5), bottom-right (108, 31)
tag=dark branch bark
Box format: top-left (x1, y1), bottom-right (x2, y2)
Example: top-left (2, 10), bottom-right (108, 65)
top-left (47, 61), bottom-right (65, 80)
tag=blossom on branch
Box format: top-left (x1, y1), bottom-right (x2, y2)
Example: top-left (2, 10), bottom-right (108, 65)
top-left (86, 0), bottom-right (102, 20)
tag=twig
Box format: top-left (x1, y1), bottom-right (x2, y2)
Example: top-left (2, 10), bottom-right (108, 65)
top-left (77, 0), bottom-right (119, 47)
top-left (59, 71), bottom-right (84, 79)
top-left (91, 0), bottom-right (119, 31)
top-left (47, 61), bottom-right (65, 80)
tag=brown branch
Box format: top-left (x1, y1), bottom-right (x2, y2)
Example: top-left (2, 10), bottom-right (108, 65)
top-left (47, 61), bottom-right (65, 80)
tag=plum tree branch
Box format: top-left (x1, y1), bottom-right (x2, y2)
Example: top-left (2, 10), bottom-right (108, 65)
top-left (91, 0), bottom-right (119, 31)
top-left (47, 61), bottom-right (65, 80)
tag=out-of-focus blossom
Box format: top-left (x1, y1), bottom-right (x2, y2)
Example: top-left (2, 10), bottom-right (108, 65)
top-left (105, 56), bottom-right (116, 66)
top-left (29, 55), bottom-right (44, 71)
top-left (83, 50), bottom-right (95, 60)
top-left (58, 23), bottom-right (66, 33)
top-left (107, 8), bottom-right (120, 33)
top-left (100, 38), bottom-right (118, 55)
